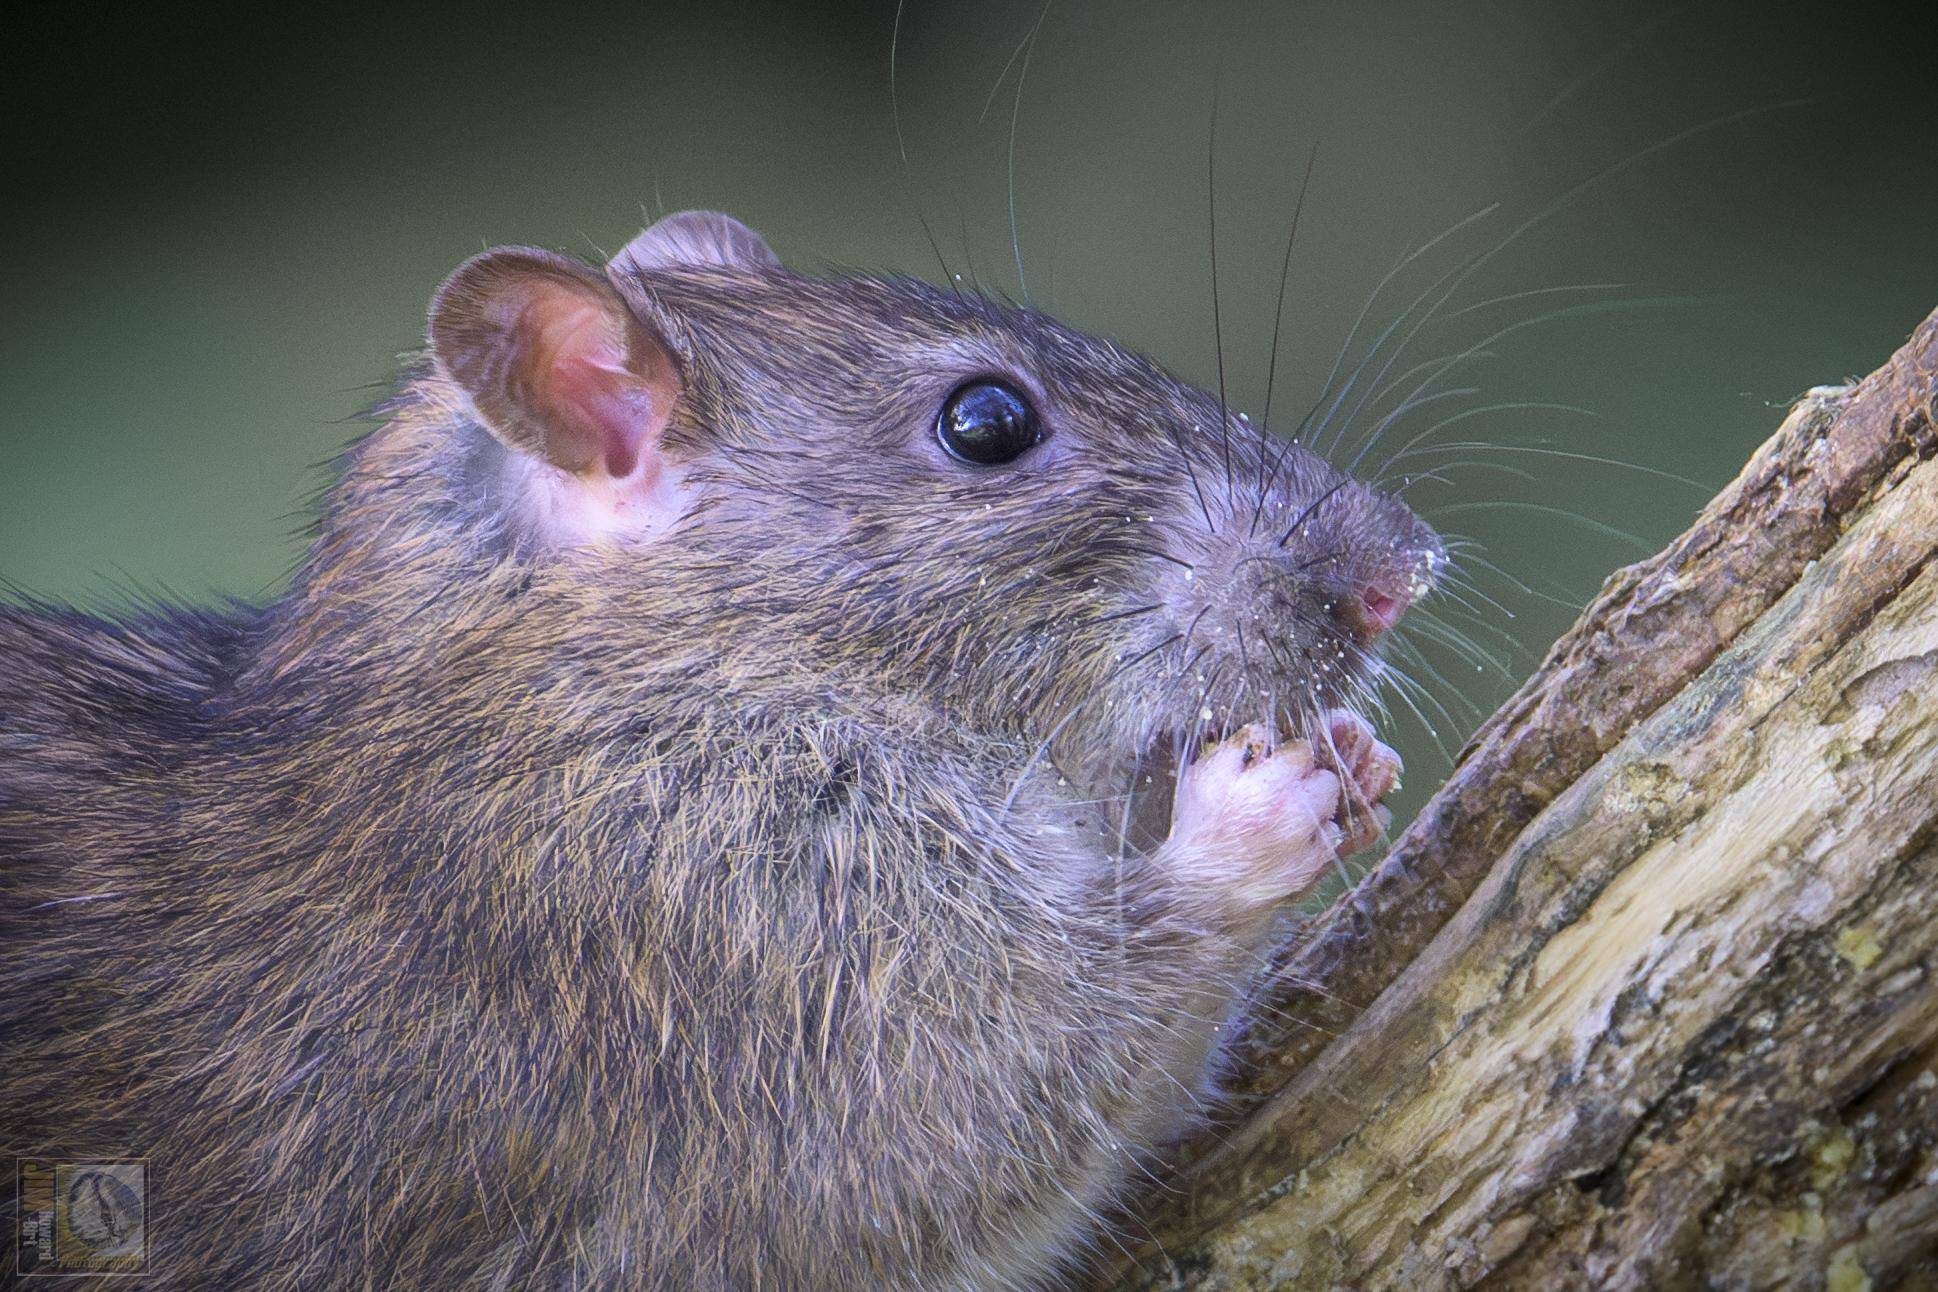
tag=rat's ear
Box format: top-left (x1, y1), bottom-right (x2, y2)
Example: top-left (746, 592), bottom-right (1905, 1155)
top-left (609, 210), bottom-right (780, 279)
top-left (429, 248), bottom-right (681, 483)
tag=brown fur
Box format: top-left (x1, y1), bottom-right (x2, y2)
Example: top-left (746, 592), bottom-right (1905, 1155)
top-left (0, 222), bottom-right (1438, 1289)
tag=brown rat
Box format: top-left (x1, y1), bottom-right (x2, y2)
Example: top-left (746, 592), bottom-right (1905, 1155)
top-left (0, 210), bottom-right (1439, 1289)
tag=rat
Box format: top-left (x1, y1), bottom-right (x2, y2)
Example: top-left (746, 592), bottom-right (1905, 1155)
top-left (0, 209), bottom-right (1440, 1290)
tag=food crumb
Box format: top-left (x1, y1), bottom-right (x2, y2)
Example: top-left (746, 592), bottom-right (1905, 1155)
top-left (1810, 1131), bottom-right (1856, 1188)
top-left (1826, 1245), bottom-right (1871, 1292)
top-left (1834, 926), bottom-right (1883, 972)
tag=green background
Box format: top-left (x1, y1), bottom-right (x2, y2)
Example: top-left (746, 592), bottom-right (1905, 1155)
top-left (4, 0), bottom-right (1933, 824)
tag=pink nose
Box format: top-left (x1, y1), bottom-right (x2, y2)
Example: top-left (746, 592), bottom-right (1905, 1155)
top-left (1341, 582), bottom-right (1410, 642)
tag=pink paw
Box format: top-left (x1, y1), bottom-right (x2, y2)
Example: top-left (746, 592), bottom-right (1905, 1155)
top-left (1312, 709), bottom-right (1402, 857)
top-left (1165, 713), bottom-right (1401, 919)
top-left (1166, 723), bottom-right (1341, 914)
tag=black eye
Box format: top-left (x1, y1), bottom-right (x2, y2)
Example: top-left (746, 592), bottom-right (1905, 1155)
top-left (936, 380), bottom-right (1040, 466)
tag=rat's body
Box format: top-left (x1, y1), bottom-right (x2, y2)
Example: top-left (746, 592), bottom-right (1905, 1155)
top-left (1, 213), bottom-right (1437, 1289)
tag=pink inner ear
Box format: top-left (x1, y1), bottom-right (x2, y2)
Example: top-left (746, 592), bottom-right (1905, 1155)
top-left (532, 292), bottom-right (666, 482)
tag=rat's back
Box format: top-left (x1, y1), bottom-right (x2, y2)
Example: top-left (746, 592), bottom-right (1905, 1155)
top-left (0, 602), bottom-right (252, 812)
top-left (0, 603), bottom-right (253, 1271)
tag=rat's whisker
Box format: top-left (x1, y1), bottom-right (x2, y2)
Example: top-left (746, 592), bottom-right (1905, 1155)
top-left (1205, 66), bottom-right (1237, 510)
top-left (1397, 459), bottom-right (1543, 490)
top-left (1400, 610), bottom-right (1516, 682)
top-left (1426, 500), bottom-right (1656, 555)
top-left (1298, 203), bottom-right (1503, 453)
top-left (1260, 142), bottom-right (1320, 448)
top-left (1406, 594), bottom-right (1522, 657)
top-left (1347, 295), bottom-right (1703, 478)
top-left (1162, 420), bottom-right (1218, 533)
top-left (1276, 479), bottom-right (1352, 549)
top-left (1086, 603), bottom-right (1167, 627)
top-left (1343, 385), bottom-right (1482, 472)
top-left (1382, 440), bottom-right (1712, 495)
top-left (1003, 0), bottom-right (1053, 305)
top-left (1432, 536), bottom-right (1573, 612)
top-left (1374, 404), bottom-right (1603, 483)
top-left (1385, 637), bottom-right (1488, 721)
top-left (1119, 544), bottom-right (1197, 573)
top-left (1312, 248), bottom-right (1509, 462)
top-left (1434, 281), bottom-right (1630, 324)
top-left (1374, 660), bottom-right (1456, 764)
top-left (1331, 98), bottom-right (1807, 469)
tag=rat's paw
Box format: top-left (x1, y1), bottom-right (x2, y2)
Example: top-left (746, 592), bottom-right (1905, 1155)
top-left (1311, 709), bottom-right (1402, 857)
top-left (1167, 724), bottom-right (1344, 914)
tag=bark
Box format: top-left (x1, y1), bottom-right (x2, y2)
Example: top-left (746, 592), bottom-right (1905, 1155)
top-left (1101, 307), bottom-right (1938, 1290)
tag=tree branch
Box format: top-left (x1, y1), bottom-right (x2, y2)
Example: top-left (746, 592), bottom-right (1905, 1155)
top-left (1104, 307), bottom-right (1938, 1289)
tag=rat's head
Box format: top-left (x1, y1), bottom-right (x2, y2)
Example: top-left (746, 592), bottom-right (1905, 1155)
top-left (425, 211), bottom-right (1441, 780)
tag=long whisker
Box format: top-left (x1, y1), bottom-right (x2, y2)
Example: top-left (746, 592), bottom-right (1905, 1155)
top-left (1261, 143), bottom-right (1320, 443)
top-left (977, 16), bottom-right (1039, 122)
top-left (1397, 457), bottom-right (1541, 493)
top-left (1443, 545), bottom-right (1586, 612)
top-left (1113, 556), bottom-right (1195, 591)
top-left (889, 0), bottom-right (911, 164)
top-left (1307, 235), bottom-right (1509, 459)
top-left (1328, 97), bottom-right (1810, 463)
top-left (1004, 0), bottom-right (1055, 305)
top-left (1404, 612), bottom-right (1522, 685)
top-left (1518, 9), bottom-right (1681, 135)
top-left (1409, 579), bottom-right (1520, 642)
top-left (888, 0), bottom-right (959, 294)
top-left (1382, 440), bottom-right (1712, 494)
top-left (1164, 422), bottom-right (1217, 533)
top-left (1435, 281), bottom-right (1629, 324)
top-left (1086, 603), bottom-right (1167, 627)
top-left (1344, 296), bottom-right (1699, 476)
top-left (1427, 499), bottom-right (1656, 554)
top-left (1277, 479), bottom-right (1352, 549)
top-left (1347, 385), bottom-right (1483, 467)
top-left (1335, 284), bottom-right (1641, 473)
top-left (1248, 432), bottom-right (1288, 537)
top-left (1374, 660), bottom-right (1454, 764)
top-left (1386, 638), bottom-right (1486, 722)
top-left (1373, 404), bottom-right (1600, 481)
top-left (1207, 67), bottom-right (1235, 508)
top-left (1298, 204), bottom-right (1503, 451)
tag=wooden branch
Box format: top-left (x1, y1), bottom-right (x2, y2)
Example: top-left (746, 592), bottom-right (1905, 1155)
top-left (1104, 307), bottom-right (1938, 1289)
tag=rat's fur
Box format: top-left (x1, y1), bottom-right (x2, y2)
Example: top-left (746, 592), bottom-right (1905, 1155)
top-left (1, 221), bottom-right (1437, 1289)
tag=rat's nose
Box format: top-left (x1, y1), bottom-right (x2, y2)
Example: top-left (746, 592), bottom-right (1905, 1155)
top-left (1338, 578), bottom-right (1412, 644)
top-left (1337, 535), bottom-right (1442, 643)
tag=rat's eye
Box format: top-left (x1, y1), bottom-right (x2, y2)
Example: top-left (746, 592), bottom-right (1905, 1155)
top-left (936, 380), bottom-right (1040, 466)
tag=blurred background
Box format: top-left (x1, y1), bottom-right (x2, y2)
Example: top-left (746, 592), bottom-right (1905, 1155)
top-left (3, 0), bottom-right (1933, 830)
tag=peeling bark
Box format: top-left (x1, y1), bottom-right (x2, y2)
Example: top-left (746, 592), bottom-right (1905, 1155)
top-left (1101, 308), bottom-right (1938, 1290)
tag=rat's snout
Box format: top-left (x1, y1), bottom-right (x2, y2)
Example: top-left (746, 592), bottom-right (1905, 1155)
top-left (1342, 484), bottom-right (1444, 639)
top-left (1146, 445), bottom-right (1444, 728)
top-left (1335, 534), bottom-right (1442, 645)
